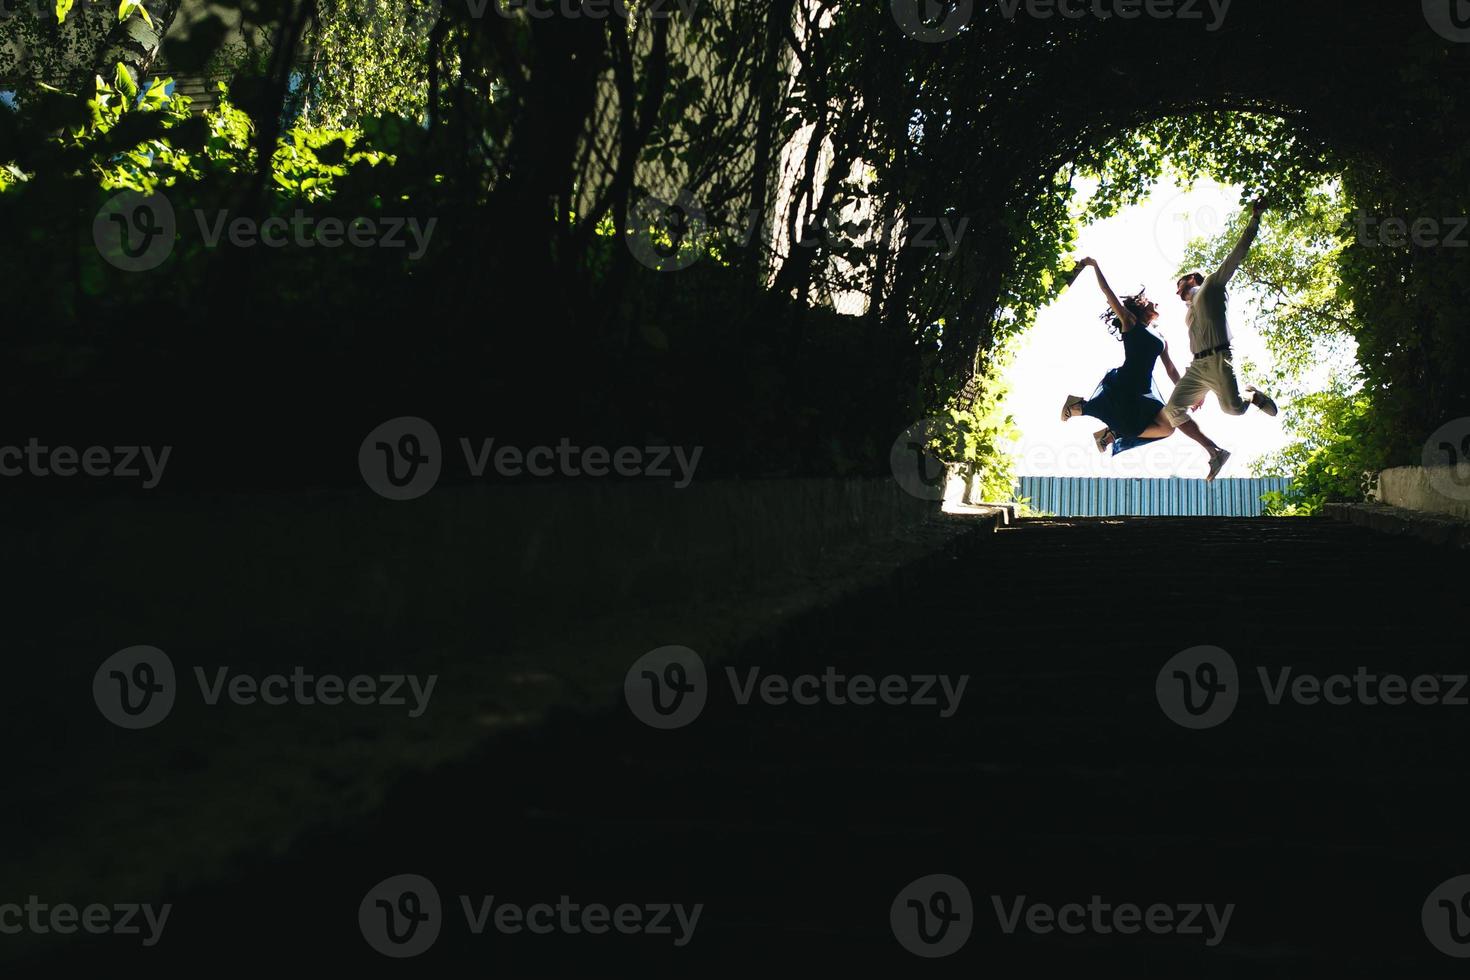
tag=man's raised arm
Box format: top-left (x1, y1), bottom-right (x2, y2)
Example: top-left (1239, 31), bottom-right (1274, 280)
top-left (1215, 198), bottom-right (1268, 285)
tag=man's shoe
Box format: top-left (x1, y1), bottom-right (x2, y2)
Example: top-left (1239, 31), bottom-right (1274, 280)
top-left (1207, 448), bottom-right (1232, 482)
top-left (1247, 386), bottom-right (1279, 417)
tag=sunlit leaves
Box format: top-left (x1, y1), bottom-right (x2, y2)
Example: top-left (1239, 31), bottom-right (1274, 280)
top-left (113, 61), bottom-right (138, 99)
top-left (118, 0), bottom-right (152, 26)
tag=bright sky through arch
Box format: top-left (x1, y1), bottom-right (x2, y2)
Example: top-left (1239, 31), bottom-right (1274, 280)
top-left (1002, 175), bottom-right (1290, 480)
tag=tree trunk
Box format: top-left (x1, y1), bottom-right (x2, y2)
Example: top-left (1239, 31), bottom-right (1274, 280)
top-left (95, 0), bottom-right (183, 86)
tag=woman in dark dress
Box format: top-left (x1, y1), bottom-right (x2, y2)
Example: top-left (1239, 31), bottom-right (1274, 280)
top-left (1060, 258), bottom-right (1227, 465)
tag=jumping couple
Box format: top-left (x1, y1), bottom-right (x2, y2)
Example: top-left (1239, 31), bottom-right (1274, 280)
top-left (1061, 197), bottom-right (1278, 482)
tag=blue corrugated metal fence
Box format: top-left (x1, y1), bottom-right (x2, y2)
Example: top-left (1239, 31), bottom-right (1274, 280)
top-left (1013, 477), bottom-right (1291, 517)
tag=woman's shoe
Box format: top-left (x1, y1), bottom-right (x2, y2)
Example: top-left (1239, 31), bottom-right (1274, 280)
top-left (1061, 395), bottom-right (1086, 421)
top-left (1094, 428), bottom-right (1115, 453)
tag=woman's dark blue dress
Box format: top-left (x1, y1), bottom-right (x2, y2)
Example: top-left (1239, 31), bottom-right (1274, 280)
top-left (1083, 325), bottom-right (1168, 456)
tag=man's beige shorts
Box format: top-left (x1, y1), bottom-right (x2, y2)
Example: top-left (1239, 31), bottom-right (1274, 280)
top-left (1165, 352), bottom-right (1250, 427)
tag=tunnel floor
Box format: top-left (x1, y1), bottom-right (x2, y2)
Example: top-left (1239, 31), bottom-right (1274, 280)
top-left (34, 516), bottom-right (1470, 976)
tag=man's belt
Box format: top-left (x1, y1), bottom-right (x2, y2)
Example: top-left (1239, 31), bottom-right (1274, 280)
top-left (1193, 343), bottom-right (1231, 361)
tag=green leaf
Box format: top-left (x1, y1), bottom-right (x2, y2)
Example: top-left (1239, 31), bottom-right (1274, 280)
top-left (314, 138), bottom-right (347, 166)
top-left (114, 62), bottom-right (138, 100)
top-left (55, 0), bottom-right (74, 23)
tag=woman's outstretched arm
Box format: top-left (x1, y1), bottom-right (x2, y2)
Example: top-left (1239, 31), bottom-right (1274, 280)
top-left (1079, 257), bottom-right (1135, 331)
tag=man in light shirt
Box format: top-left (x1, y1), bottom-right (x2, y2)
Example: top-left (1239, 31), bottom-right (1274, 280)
top-left (1164, 197), bottom-right (1280, 481)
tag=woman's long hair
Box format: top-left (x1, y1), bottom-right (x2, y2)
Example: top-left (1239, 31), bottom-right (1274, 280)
top-left (1100, 290), bottom-right (1151, 340)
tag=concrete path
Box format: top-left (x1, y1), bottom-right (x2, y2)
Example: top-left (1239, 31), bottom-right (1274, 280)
top-left (28, 517), bottom-right (1470, 975)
